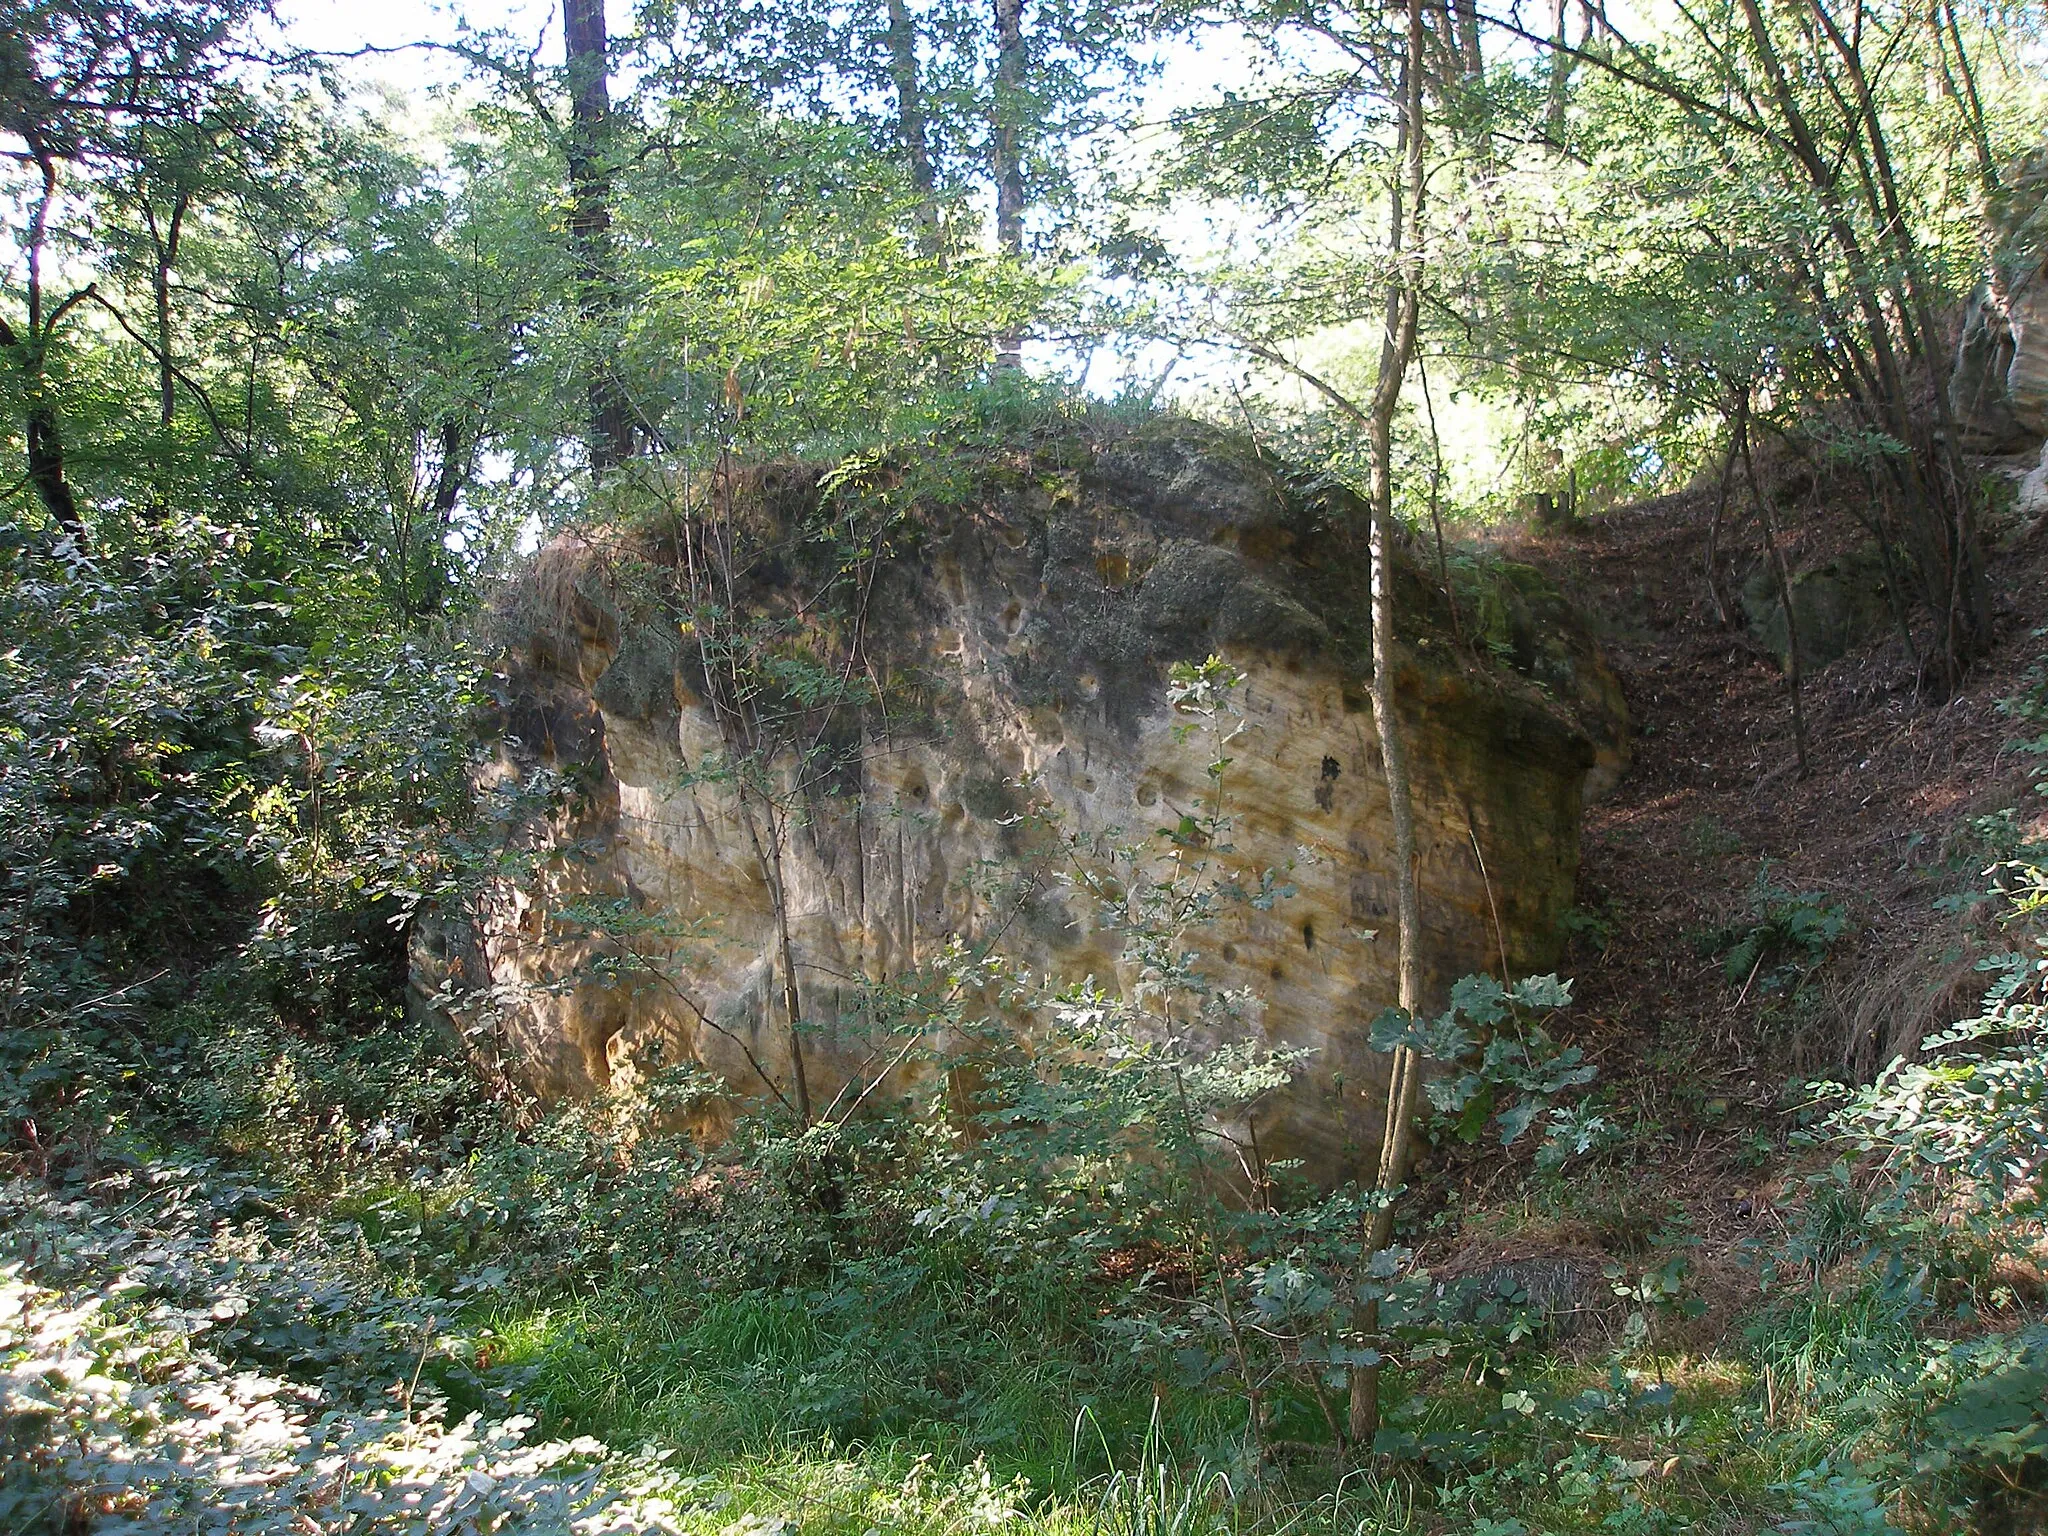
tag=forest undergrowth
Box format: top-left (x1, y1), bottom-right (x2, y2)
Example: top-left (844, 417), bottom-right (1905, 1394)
top-left (7, 465), bottom-right (2048, 1535)
top-left (5, 0), bottom-right (2047, 1525)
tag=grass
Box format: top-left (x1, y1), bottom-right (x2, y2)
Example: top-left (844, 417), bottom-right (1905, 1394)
top-left (6, 1118), bottom-right (1988, 1536)
top-left (458, 1248), bottom-right (1913, 1536)
top-left (477, 1272), bottom-right (1239, 1491)
top-left (1746, 1284), bottom-right (1921, 1407)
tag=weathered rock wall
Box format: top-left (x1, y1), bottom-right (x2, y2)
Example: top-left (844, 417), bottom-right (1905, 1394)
top-left (1952, 153), bottom-right (2048, 452)
top-left (415, 422), bottom-right (1626, 1181)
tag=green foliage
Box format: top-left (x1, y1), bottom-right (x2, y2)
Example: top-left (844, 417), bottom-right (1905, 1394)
top-left (0, 507), bottom-right (494, 1170)
top-left (0, 1171), bottom-right (681, 1534)
top-left (1750, 725), bottom-right (2048, 1524)
top-left (2000, 629), bottom-right (2048, 796)
top-left (1703, 867), bottom-right (1847, 996)
top-left (1369, 974), bottom-right (1604, 1166)
top-left (3, 0), bottom-right (2047, 1528)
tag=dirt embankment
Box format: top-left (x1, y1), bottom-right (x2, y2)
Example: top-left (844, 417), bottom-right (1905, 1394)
top-left (1430, 459), bottom-right (2048, 1324)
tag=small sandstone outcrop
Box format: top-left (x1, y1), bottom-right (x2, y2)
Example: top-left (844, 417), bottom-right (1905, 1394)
top-left (1952, 151), bottom-right (2048, 451)
top-left (415, 420), bottom-right (1626, 1181)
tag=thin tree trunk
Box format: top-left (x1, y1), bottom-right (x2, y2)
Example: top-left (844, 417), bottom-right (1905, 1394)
top-left (1737, 397), bottom-right (1810, 776)
top-left (750, 803), bottom-right (815, 1125)
top-left (144, 190), bottom-right (188, 430)
top-left (1797, 0), bottom-right (1989, 674)
top-left (992, 0), bottom-right (1025, 368)
top-left (1735, 0), bottom-right (1986, 680)
top-left (155, 268), bottom-right (174, 427)
top-left (1936, 0), bottom-right (1998, 198)
top-left (141, 188), bottom-right (190, 522)
top-left (695, 457), bottom-right (815, 1125)
top-left (8, 148), bottom-right (86, 544)
top-left (1543, 0), bottom-right (1578, 137)
top-left (1704, 434), bottom-right (1740, 629)
top-left (1417, 357), bottom-right (1464, 647)
top-left (885, 0), bottom-right (941, 255)
top-left (564, 0), bottom-right (636, 475)
top-left (1349, 0), bottom-right (1427, 1449)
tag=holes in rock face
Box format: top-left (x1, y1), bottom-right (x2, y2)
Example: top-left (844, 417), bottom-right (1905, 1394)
top-left (1269, 963), bottom-right (1285, 982)
top-left (1314, 755), bottom-right (1342, 812)
top-left (1000, 600), bottom-right (1025, 636)
top-left (1135, 781), bottom-right (1159, 807)
top-left (1076, 672), bottom-right (1101, 701)
top-left (1077, 774), bottom-right (1097, 794)
top-left (1302, 921), bottom-right (1316, 953)
top-left (903, 775), bottom-right (931, 805)
top-left (1221, 943), bottom-right (1238, 964)
top-left (1096, 551), bottom-right (1132, 588)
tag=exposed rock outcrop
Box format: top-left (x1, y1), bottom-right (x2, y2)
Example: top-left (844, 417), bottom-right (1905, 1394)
top-left (416, 421), bottom-right (1626, 1181)
top-left (1954, 274), bottom-right (2048, 449)
top-left (1741, 544), bottom-right (1897, 672)
top-left (1952, 152), bottom-right (2048, 450)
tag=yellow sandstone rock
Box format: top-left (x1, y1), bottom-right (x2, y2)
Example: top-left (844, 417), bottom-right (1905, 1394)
top-left (414, 421), bottom-right (1626, 1182)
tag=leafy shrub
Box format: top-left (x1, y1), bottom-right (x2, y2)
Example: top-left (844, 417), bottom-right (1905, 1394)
top-left (0, 1172), bottom-right (679, 1534)
top-left (1763, 823), bottom-right (2048, 1521)
top-left (1368, 973), bottom-right (1604, 1167)
top-left (0, 509), bottom-right (497, 1187)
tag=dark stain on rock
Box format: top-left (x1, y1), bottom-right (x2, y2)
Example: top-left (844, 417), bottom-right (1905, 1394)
top-left (1315, 754), bottom-right (1341, 810)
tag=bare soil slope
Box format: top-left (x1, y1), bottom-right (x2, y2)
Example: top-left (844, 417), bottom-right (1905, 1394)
top-left (1462, 467), bottom-right (2048, 1273)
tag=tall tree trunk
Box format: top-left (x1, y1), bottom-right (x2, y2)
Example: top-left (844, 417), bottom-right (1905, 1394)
top-left (24, 391), bottom-right (82, 541)
top-left (564, 0), bottom-right (636, 475)
top-left (1453, 0), bottom-right (1482, 80)
top-left (4, 150), bottom-right (86, 544)
top-left (144, 190), bottom-right (188, 430)
top-left (411, 416), bottom-right (473, 614)
top-left (1543, 0), bottom-right (1575, 136)
top-left (428, 418), bottom-right (469, 527)
top-left (154, 264), bottom-right (175, 428)
top-left (766, 817), bottom-right (815, 1125)
top-left (992, 0), bottom-right (1025, 369)
top-left (1734, 0), bottom-right (1988, 682)
top-left (1349, 0), bottom-right (1428, 1449)
top-left (885, 0), bottom-right (941, 255)
top-left (1737, 399), bottom-right (1810, 775)
top-left (141, 187), bottom-right (189, 522)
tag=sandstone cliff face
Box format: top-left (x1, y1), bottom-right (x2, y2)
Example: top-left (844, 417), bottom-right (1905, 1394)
top-left (415, 422), bottom-right (1626, 1181)
top-left (1954, 274), bottom-right (2048, 449)
top-left (1953, 156), bottom-right (2048, 453)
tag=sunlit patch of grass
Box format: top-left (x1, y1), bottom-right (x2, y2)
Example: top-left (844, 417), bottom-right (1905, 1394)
top-left (653, 1446), bottom-right (1077, 1536)
top-left (475, 1275), bottom-right (1182, 1491)
top-left (465, 1255), bottom-right (1926, 1536)
top-left (1745, 1282), bottom-right (1921, 1412)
